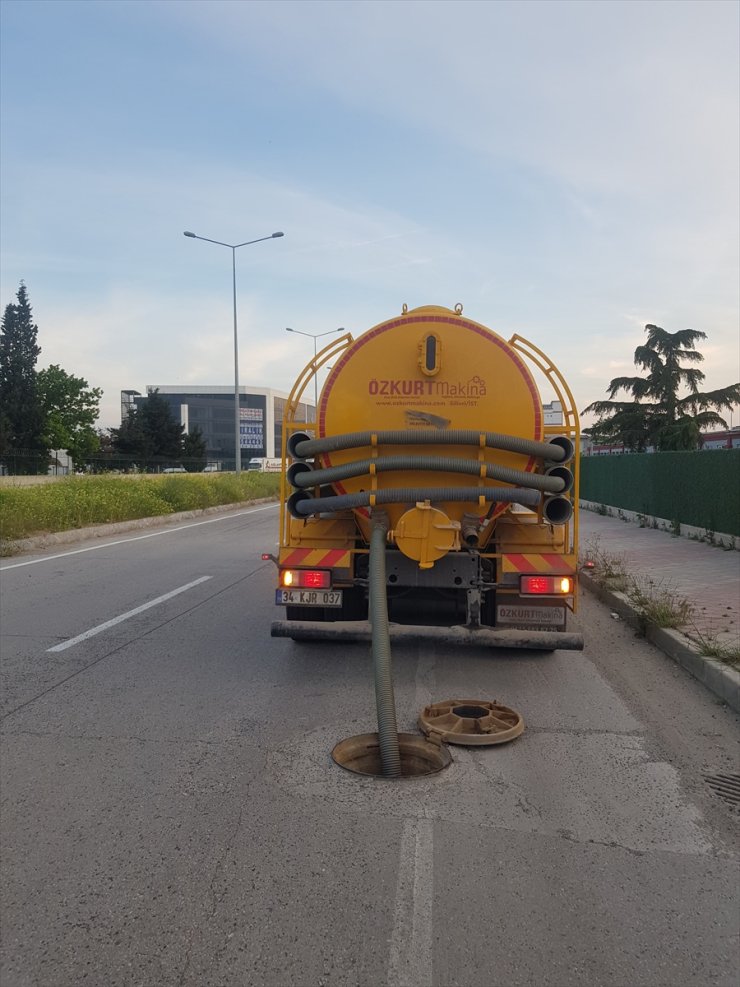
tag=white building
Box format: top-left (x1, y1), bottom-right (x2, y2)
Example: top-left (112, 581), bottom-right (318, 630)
top-left (122, 385), bottom-right (315, 468)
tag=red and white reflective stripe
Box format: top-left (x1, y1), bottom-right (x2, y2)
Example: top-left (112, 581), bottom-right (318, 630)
top-left (502, 553), bottom-right (576, 574)
top-left (279, 548), bottom-right (351, 567)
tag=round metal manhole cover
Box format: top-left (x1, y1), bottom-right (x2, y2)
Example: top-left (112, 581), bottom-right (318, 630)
top-left (419, 698), bottom-right (525, 746)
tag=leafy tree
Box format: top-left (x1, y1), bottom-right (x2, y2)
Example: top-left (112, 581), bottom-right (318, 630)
top-left (96, 428), bottom-right (116, 456)
top-left (110, 389), bottom-right (184, 463)
top-left (0, 282), bottom-right (48, 471)
top-left (182, 426), bottom-right (207, 471)
top-left (84, 428), bottom-right (112, 472)
top-left (37, 364), bottom-right (102, 467)
top-left (583, 324), bottom-right (740, 452)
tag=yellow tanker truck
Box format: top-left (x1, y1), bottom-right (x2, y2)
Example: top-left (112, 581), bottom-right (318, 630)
top-left (270, 304), bottom-right (582, 652)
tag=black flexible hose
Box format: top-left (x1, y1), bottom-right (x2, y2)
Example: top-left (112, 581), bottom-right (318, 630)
top-left (292, 429), bottom-right (566, 462)
top-left (289, 485), bottom-right (540, 517)
top-left (291, 454), bottom-right (566, 493)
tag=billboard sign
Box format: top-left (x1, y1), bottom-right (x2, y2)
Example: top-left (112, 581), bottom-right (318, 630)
top-left (239, 406), bottom-right (264, 450)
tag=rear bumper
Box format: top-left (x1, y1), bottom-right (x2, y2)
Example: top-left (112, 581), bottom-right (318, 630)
top-left (270, 619), bottom-right (583, 651)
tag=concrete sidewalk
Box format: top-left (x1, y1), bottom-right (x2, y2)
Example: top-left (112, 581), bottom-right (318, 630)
top-left (578, 507), bottom-right (739, 709)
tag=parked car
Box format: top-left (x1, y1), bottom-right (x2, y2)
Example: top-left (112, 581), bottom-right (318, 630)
top-left (163, 467), bottom-right (187, 473)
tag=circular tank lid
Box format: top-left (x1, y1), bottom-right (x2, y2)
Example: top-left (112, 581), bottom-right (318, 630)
top-left (418, 698), bottom-right (525, 746)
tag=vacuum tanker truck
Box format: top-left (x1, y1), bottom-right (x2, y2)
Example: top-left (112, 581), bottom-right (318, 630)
top-left (269, 304), bottom-right (582, 651)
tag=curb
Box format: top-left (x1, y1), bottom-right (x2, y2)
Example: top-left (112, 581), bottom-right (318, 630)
top-left (581, 572), bottom-right (740, 713)
top-left (1, 498), bottom-right (279, 557)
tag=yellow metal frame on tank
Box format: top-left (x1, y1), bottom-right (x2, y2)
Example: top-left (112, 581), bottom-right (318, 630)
top-left (279, 331), bottom-right (359, 566)
top-left (278, 305), bottom-right (580, 609)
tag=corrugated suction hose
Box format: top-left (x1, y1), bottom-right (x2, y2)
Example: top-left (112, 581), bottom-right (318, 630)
top-left (289, 429), bottom-right (567, 462)
top-left (289, 455), bottom-right (567, 493)
top-left (369, 513), bottom-right (401, 778)
top-left (288, 485), bottom-right (540, 518)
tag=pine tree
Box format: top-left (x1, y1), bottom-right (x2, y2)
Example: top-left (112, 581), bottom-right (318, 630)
top-left (0, 283), bottom-right (49, 472)
top-left (182, 426), bottom-right (207, 471)
top-left (583, 325), bottom-right (740, 451)
top-left (110, 390), bottom-right (185, 465)
top-left (139, 390), bottom-right (185, 460)
top-left (110, 408), bottom-right (147, 458)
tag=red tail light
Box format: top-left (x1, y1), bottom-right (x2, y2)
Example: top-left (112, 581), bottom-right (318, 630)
top-left (302, 570), bottom-right (330, 588)
top-left (280, 569), bottom-right (331, 589)
top-left (520, 575), bottom-right (573, 595)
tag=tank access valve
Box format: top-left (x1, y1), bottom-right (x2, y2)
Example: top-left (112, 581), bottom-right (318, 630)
top-left (389, 500), bottom-right (461, 570)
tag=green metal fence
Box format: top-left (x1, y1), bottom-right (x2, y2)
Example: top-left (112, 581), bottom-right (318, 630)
top-left (580, 450), bottom-right (740, 536)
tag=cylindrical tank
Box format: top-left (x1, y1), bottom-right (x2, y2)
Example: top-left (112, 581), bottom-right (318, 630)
top-left (313, 305), bottom-right (545, 539)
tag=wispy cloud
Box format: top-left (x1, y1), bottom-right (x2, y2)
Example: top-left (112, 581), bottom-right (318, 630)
top-left (1, 0), bottom-right (737, 432)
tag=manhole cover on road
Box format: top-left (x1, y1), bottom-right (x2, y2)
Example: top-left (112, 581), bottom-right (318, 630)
top-left (704, 773), bottom-right (740, 807)
top-left (419, 698), bottom-right (525, 746)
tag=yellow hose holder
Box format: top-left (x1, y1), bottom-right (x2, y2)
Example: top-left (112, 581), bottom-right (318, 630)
top-left (390, 501), bottom-right (461, 569)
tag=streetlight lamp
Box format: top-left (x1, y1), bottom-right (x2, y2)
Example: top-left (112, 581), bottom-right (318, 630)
top-left (184, 229), bottom-right (284, 473)
top-left (285, 327), bottom-right (345, 418)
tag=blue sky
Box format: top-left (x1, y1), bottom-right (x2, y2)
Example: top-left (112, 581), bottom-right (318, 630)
top-left (1, 0), bottom-right (738, 429)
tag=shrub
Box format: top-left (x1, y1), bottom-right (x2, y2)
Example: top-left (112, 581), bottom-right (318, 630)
top-left (0, 472), bottom-right (280, 543)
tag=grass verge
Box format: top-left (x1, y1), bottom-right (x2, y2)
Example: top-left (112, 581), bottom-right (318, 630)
top-left (581, 535), bottom-right (739, 667)
top-left (0, 472), bottom-right (281, 547)
top-left (685, 622), bottom-right (740, 666)
top-left (625, 574), bottom-right (694, 628)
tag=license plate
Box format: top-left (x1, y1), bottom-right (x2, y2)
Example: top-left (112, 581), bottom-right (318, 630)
top-left (496, 604), bottom-right (564, 627)
top-left (276, 589), bottom-right (343, 607)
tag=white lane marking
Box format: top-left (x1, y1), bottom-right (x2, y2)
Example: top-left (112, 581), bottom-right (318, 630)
top-left (47, 576), bottom-right (212, 652)
top-left (0, 504), bottom-right (278, 571)
top-left (387, 816), bottom-right (434, 987)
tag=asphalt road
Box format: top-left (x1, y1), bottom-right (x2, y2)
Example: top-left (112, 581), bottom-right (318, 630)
top-left (1, 505), bottom-right (738, 987)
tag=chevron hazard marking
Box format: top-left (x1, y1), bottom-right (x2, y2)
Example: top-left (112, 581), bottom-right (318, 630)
top-left (503, 553), bottom-right (576, 574)
top-left (280, 548), bottom-right (351, 567)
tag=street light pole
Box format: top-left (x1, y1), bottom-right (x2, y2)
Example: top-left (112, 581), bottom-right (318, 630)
top-left (184, 229), bottom-right (284, 473)
top-left (285, 327), bottom-right (345, 418)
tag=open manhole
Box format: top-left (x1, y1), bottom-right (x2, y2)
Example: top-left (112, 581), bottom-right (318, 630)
top-left (704, 773), bottom-right (740, 807)
top-left (332, 732), bottom-right (452, 778)
top-left (419, 698), bottom-right (525, 746)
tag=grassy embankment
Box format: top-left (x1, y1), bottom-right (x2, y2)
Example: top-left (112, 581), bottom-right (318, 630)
top-left (0, 472), bottom-right (281, 551)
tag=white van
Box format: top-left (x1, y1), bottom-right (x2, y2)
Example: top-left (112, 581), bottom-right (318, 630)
top-left (247, 458), bottom-right (281, 472)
